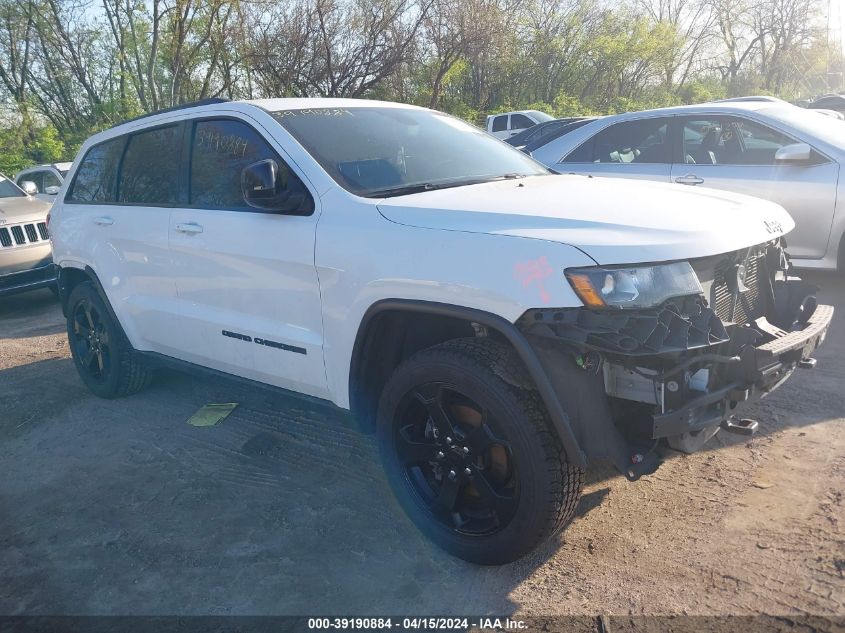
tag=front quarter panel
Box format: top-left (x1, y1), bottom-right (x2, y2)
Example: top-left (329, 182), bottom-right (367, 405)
top-left (316, 187), bottom-right (597, 408)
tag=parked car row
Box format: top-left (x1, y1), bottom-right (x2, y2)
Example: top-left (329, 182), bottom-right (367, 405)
top-left (34, 96), bottom-right (832, 565)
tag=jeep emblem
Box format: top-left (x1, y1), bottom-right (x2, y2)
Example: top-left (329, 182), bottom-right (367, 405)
top-left (764, 220), bottom-right (783, 234)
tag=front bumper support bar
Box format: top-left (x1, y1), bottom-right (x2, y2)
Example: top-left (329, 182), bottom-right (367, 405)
top-left (651, 303), bottom-right (833, 439)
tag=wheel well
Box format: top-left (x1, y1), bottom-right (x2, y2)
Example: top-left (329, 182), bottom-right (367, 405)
top-left (349, 309), bottom-right (510, 432)
top-left (57, 267), bottom-right (94, 316)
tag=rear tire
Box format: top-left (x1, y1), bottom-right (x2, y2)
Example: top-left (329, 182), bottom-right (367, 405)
top-left (376, 337), bottom-right (583, 564)
top-left (66, 281), bottom-right (152, 398)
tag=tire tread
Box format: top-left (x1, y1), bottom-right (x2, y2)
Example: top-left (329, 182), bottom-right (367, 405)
top-left (67, 281), bottom-right (152, 398)
top-left (380, 336), bottom-right (583, 563)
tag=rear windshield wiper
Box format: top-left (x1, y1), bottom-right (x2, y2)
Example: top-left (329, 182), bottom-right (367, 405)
top-left (365, 174), bottom-right (527, 198)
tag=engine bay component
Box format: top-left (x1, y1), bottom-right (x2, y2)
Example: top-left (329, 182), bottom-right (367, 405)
top-left (519, 294), bottom-right (730, 355)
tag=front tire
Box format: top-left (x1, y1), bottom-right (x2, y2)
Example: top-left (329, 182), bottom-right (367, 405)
top-left (376, 338), bottom-right (583, 564)
top-left (66, 281), bottom-right (152, 398)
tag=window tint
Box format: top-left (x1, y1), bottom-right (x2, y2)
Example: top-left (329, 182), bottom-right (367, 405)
top-left (190, 118), bottom-right (311, 212)
top-left (510, 114), bottom-right (535, 130)
top-left (682, 117), bottom-right (797, 165)
top-left (588, 119), bottom-right (670, 164)
top-left (118, 125), bottom-right (182, 205)
top-left (67, 137), bottom-right (125, 203)
top-left (492, 115), bottom-right (508, 132)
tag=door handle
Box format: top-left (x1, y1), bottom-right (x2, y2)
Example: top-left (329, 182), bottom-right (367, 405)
top-left (93, 216), bottom-right (114, 226)
top-left (675, 174), bottom-right (704, 185)
top-left (175, 222), bottom-right (203, 235)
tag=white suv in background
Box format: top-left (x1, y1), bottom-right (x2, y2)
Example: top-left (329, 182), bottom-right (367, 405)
top-left (15, 162), bottom-right (72, 201)
top-left (485, 110), bottom-right (553, 139)
top-left (50, 98), bottom-right (832, 564)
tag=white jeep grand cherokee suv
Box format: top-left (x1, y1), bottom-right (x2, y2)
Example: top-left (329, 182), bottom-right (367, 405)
top-left (51, 98), bottom-right (833, 564)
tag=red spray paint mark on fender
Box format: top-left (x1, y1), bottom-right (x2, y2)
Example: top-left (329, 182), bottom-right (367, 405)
top-left (514, 256), bottom-right (553, 304)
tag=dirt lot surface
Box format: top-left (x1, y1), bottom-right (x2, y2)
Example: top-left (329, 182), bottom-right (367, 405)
top-left (1, 273), bottom-right (843, 619)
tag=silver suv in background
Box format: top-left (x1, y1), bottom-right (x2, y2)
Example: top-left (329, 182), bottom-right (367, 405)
top-left (529, 102), bottom-right (845, 271)
top-left (0, 173), bottom-right (56, 297)
top-left (16, 162), bottom-right (72, 202)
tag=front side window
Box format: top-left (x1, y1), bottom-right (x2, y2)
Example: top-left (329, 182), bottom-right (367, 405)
top-left (510, 114), bottom-right (535, 130)
top-left (67, 137), bottom-right (125, 203)
top-left (491, 115), bottom-right (508, 132)
top-left (682, 119), bottom-right (721, 164)
top-left (682, 117), bottom-right (798, 166)
top-left (189, 118), bottom-right (312, 212)
top-left (272, 107), bottom-right (548, 197)
top-left (586, 118), bottom-right (670, 164)
top-left (118, 125), bottom-right (182, 205)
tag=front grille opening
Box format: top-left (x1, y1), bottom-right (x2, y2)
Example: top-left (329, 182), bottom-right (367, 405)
top-left (0, 228), bottom-right (10, 247)
top-left (24, 223), bottom-right (38, 242)
top-left (10, 225), bottom-right (25, 245)
top-left (37, 222), bottom-right (49, 240)
top-left (712, 255), bottom-right (764, 325)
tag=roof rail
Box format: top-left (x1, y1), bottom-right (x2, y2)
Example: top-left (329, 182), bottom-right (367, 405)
top-left (110, 97), bottom-right (231, 128)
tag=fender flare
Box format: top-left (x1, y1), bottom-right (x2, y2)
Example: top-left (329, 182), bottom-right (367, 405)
top-left (350, 299), bottom-right (587, 468)
top-left (58, 265), bottom-right (130, 341)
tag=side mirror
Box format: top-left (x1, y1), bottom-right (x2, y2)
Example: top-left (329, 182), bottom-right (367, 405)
top-left (44, 185), bottom-right (60, 196)
top-left (20, 180), bottom-right (38, 196)
top-left (775, 143), bottom-right (812, 163)
top-left (241, 159), bottom-right (310, 214)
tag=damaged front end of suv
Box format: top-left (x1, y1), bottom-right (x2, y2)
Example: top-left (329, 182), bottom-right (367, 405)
top-left (518, 239), bottom-right (833, 479)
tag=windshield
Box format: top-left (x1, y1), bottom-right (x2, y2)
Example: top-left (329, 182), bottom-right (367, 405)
top-left (0, 174), bottom-right (25, 198)
top-left (764, 105), bottom-right (845, 149)
top-left (271, 107), bottom-right (548, 197)
top-left (526, 110), bottom-right (554, 123)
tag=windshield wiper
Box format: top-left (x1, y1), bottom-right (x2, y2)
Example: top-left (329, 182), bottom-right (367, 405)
top-left (365, 174), bottom-right (527, 198)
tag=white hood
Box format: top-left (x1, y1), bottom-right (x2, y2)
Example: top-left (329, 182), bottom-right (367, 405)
top-left (376, 175), bottom-right (795, 265)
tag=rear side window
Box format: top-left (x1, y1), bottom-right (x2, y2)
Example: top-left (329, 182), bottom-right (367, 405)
top-left (189, 118), bottom-right (311, 212)
top-left (510, 114), bottom-right (535, 130)
top-left (564, 118), bottom-right (670, 164)
top-left (491, 115), bottom-right (508, 132)
top-left (67, 137), bottom-right (125, 203)
top-left (118, 125), bottom-right (182, 205)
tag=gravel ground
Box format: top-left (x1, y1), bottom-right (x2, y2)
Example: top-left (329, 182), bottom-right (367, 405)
top-left (0, 273), bottom-right (843, 619)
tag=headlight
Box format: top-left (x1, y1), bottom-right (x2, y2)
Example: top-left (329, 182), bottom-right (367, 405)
top-left (565, 261), bottom-right (703, 309)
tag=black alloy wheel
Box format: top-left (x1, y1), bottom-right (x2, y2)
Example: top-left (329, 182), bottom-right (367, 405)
top-left (65, 281), bottom-right (152, 398)
top-left (377, 338), bottom-right (583, 565)
top-left (394, 382), bottom-right (519, 536)
top-left (70, 298), bottom-right (111, 381)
